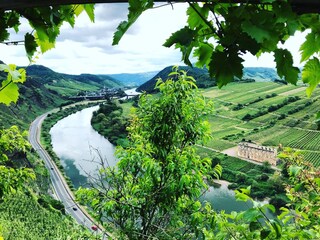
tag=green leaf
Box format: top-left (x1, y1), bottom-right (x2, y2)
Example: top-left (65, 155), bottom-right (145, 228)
top-left (302, 57), bottom-right (320, 97)
top-left (113, 0), bottom-right (153, 45)
top-left (34, 30), bottom-right (55, 53)
top-left (209, 50), bottom-right (244, 87)
top-left (163, 26), bottom-right (196, 48)
top-left (300, 31), bottom-right (320, 62)
top-left (73, 5), bottom-right (84, 16)
top-left (242, 20), bottom-right (271, 44)
top-left (187, 3), bottom-right (209, 29)
top-left (274, 48), bottom-right (299, 85)
top-left (0, 79), bottom-right (19, 105)
top-left (288, 165), bottom-right (302, 177)
top-left (25, 33), bottom-right (38, 61)
top-left (83, 4), bottom-right (95, 22)
top-left (194, 43), bottom-right (213, 68)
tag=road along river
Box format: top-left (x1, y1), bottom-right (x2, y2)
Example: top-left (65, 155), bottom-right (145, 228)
top-left (28, 112), bottom-right (112, 239)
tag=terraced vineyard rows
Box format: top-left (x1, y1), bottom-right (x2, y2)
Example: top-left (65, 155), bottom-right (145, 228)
top-left (202, 82), bottom-right (320, 166)
top-left (0, 194), bottom-right (92, 239)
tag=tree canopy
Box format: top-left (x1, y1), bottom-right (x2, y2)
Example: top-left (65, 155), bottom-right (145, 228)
top-left (112, 0), bottom-right (320, 96)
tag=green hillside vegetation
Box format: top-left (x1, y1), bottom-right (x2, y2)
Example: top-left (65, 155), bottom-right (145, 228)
top-left (137, 65), bottom-right (217, 92)
top-left (201, 81), bottom-right (320, 166)
top-left (91, 100), bottom-right (130, 147)
top-left (27, 65), bottom-right (122, 97)
top-left (0, 194), bottom-right (93, 239)
top-left (137, 66), bottom-right (280, 93)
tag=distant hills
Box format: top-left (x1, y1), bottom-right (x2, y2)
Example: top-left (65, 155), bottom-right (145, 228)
top-left (137, 66), bottom-right (280, 93)
top-left (0, 61), bottom-right (281, 129)
top-left (106, 71), bottom-right (158, 87)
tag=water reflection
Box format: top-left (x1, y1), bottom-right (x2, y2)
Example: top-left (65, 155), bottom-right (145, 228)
top-left (50, 106), bottom-right (116, 187)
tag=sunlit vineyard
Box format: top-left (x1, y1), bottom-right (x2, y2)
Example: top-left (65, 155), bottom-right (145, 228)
top-left (0, 194), bottom-right (94, 240)
top-left (202, 82), bottom-right (320, 166)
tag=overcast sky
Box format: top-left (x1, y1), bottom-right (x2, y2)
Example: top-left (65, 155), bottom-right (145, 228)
top-left (0, 3), bottom-right (306, 75)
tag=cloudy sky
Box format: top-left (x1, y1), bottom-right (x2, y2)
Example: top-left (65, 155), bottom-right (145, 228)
top-left (0, 3), bottom-right (306, 75)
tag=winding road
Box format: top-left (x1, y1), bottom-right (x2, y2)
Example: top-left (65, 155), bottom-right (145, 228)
top-left (29, 113), bottom-right (111, 239)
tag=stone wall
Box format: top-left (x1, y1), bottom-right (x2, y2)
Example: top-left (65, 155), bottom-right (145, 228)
top-left (238, 142), bottom-right (278, 166)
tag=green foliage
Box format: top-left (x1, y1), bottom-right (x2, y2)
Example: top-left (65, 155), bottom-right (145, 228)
top-left (302, 57), bottom-right (320, 97)
top-left (91, 100), bottom-right (129, 147)
top-left (77, 69), bottom-right (219, 239)
top-left (0, 126), bottom-right (35, 199)
top-left (113, 0), bottom-right (153, 45)
top-left (0, 64), bottom-right (26, 106)
top-left (115, 1), bottom-right (320, 95)
top-left (0, 194), bottom-right (93, 239)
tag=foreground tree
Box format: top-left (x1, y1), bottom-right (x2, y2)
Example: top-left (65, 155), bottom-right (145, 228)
top-left (77, 69), bottom-right (222, 239)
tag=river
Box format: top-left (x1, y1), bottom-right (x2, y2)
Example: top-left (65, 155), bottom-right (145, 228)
top-left (50, 105), bottom-right (267, 213)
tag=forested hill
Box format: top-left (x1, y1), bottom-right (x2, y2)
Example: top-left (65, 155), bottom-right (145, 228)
top-left (137, 66), bottom-right (279, 93)
top-left (0, 64), bottom-right (123, 129)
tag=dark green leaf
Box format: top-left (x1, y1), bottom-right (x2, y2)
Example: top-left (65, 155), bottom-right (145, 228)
top-left (242, 20), bottom-right (271, 44)
top-left (260, 229), bottom-right (271, 239)
top-left (209, 49), bottom-right (244, 87)
top-left (25, 33), bottom-right (37, 61)
top-left (163, 27), bottom-right (195, 48)
top-left (194, 43), bottom-right (213, 68)
top-left (274, 48), bottom-right (299, 85)
top-left (249, 221), bottom-right (260, 232)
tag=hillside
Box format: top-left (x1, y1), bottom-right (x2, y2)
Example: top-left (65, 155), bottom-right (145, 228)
top-left (106, 71), bottom-right (158, 87)
top-left (136, 66), bottom-right (280, 93)
top-left (201, 82), bottom-right (320, 166)
top-left (0, 64), bottom-right (123, 129)
top-left (27, 65), bottom-right (122, 97)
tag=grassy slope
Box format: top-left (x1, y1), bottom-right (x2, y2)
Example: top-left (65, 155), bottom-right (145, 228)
top-left (201, 82), bottom-right (320, 166)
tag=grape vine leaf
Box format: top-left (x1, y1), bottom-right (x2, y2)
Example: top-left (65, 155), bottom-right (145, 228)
top-left (274, 48), bottom-right (299, 85)
top-left (242, 20), bottom-right (271, 44)
top-left (300, 31), bottom-right (320, 63)
top-left (302, 57), bottom-right (320, 97)
top-left (0, 79), bottom-right (19, 106)
top-left (34, 31), bottom-right (55, 53)
top-left (0, 64), bottom-right (26, 105)
top-left (25, 33), bottom-right (37, 61)
top-left (83, 4), bottom-right (95, 22)
top-left (163, 26), bottom-right (196, 48)
top-left (113, 0), bottom-right (153, 45)
top-left (194, 43), bottom-right (213, 68)
top-left (209, 50), bottom-right (244, 87)
top-left (187, 3), bottom-right (209, 30)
